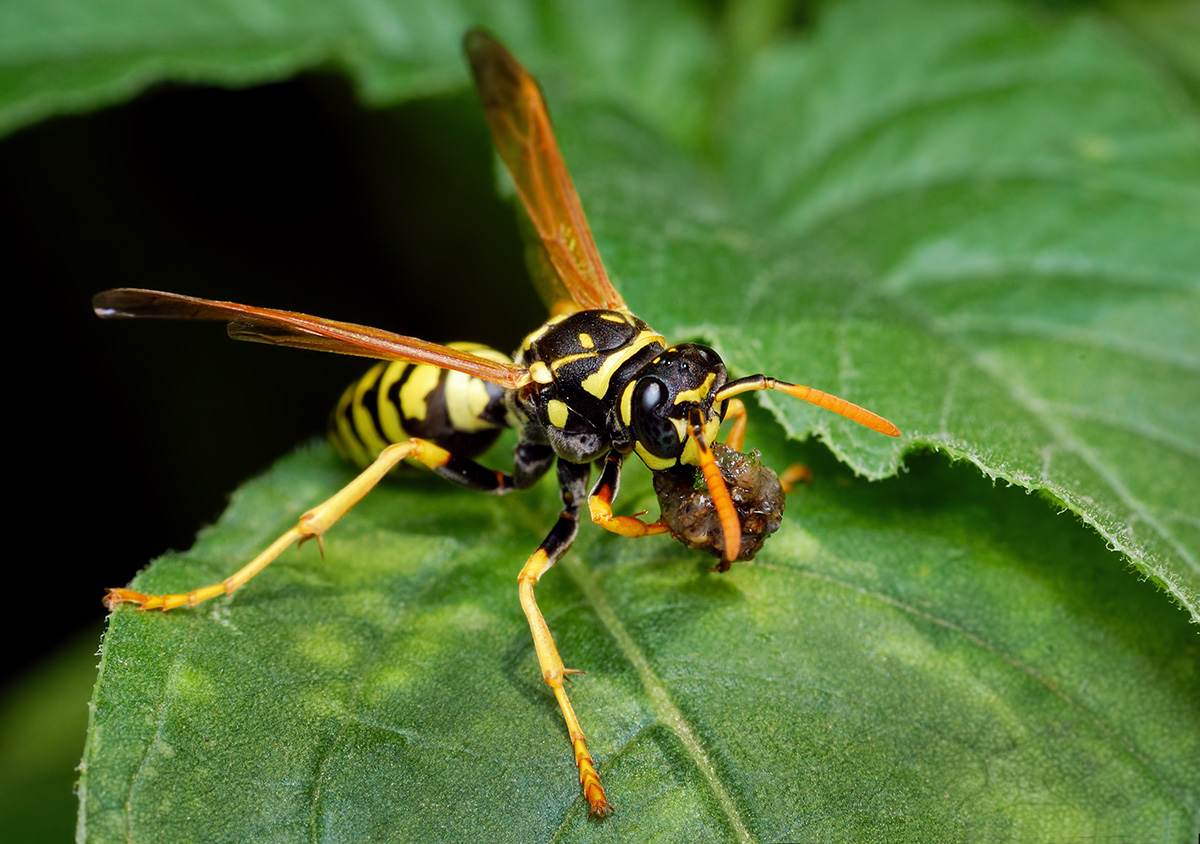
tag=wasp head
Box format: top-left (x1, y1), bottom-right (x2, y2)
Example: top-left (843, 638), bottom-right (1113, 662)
top-left (620, 343), bottom-right (751, 562)
top-left (624, 344), bottom-right (728, 470)
top-left (620, 340), bottom-right (900, 567)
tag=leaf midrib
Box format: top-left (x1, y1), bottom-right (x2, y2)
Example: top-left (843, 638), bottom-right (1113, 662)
top-left (558, 550), bottom-right (756, 842)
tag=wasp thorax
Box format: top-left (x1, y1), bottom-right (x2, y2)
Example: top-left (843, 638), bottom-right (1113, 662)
top-left (628, 344), bottom-right (728, 464)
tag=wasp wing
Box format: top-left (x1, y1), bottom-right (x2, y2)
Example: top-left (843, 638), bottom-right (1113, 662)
top-left (94, 289), bottom-right (531, 389)
top-left (465, 28), bottom-right (626, 316)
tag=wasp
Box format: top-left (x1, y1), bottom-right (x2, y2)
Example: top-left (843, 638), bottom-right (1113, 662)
top-left (94, 29), bottom-right (900, 818)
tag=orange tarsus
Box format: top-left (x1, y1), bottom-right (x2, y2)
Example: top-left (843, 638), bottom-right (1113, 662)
top-left (575, 740), bottom-right (612, 817)
top-left (104, 587), bottom-right (149, 611)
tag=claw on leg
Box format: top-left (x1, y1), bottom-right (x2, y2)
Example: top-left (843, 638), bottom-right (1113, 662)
top-left (102, 524), bottom-right (310, 611)
top-left (574, 736), bottom-right (612, 818)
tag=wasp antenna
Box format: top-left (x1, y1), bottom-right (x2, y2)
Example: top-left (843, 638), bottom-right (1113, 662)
top-left (689, 409), bottom-right (742, 562)
top-left (715, 376), bottom-right (900, 437)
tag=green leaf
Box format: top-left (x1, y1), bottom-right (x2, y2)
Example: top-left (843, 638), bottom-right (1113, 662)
top-left (0, 0), bottom-right (714, 142)
top-left (80, 441), bottom-right (1198, 841)
top-left (583, 0), bottom-right (1200, 620)
top-left (7, 0), bottom-right (1192, 839)
top-left (1099, 0), bottom-right (1200, 101)
top-left (0, 633), bottom-right (100, 844)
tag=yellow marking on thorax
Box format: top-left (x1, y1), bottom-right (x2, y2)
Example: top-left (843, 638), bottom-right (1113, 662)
top-left (578, 333), bottom-right (595, 349)
top-left (547, 399), bottom-right (570, 428)
top-left (551, 351), bottom-right (598, 372)
top-left (580, 330), bottom-right (665, 399)
top-left (528, 361), bottom-right (553, 384)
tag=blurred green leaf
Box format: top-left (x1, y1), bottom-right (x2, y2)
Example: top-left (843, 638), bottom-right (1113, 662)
top-left (5, 0), bottom-right (1193, 840)
top-left (0, 0), bottom-right (715, 144)
top-left (1099, 0), bottom-right (1200, 100)
top-left (0, 632), bottom-right (100, 844)
top-left (595, 0), bottom-right (1200, 620)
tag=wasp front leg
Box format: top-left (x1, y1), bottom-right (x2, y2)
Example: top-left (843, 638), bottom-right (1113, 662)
top-left (517, 458), bottom-right (612, 817)
top-left (105, 439), bottom-right (524, 611)
top-left (718, 397), bottom-right (811, 493)
top-left (588, 451), bottom-right (670, 539)
top-left (721, 397), bottom-right (749, 452)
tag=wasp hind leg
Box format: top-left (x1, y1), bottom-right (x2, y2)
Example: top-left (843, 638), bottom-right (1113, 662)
top-left (517, 458), bottom-right (612, 817)
top-left (105, 438), bottom-right (521, 611)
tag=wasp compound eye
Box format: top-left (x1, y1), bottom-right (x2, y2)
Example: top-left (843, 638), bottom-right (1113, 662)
top-left (631, 376), bottom-right (683, 459)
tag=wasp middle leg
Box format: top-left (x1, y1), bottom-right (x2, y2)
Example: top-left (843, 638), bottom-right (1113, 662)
top-left (517, 458), bottom-right (612, 817)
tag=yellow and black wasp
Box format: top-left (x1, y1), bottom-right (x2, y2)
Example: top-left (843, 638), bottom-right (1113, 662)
top-left (95, 29), bottom-right (900, 817)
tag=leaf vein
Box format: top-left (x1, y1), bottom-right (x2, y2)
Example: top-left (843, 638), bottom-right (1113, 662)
top-left (561, 551), bottom-right (758, 843)
top-left (934, 315), bottom-right (1200, 373)
top-left (876, 289), bottom-right (1200, 618)
top-left (780, 62), bottom-right (1175, 213)
top-left (785, 166), bottom-right (1198, 239)
top-left (766, 561), bottom-right (1198, 820)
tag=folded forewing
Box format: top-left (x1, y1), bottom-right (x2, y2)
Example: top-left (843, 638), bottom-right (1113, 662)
top-left (465, 28), bottom-right (626, 315)
top-left (94, 288), bottom-right (530, 388)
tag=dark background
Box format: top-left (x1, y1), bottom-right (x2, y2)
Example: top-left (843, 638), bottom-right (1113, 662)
top-left (0, 73), bottom-right (543, 691)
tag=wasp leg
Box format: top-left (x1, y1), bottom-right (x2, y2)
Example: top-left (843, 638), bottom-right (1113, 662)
top-left (105, 438), bottom-right (514, 612)
top-left (717, 397), bottom-right (812, 493)
top-left (588, 451), bottom-right (669, 539)
top-left (513, 441), bottom-right (556, 490)
top-left (517, 459), bottom-right (612, 818)
top-left (721, 398), bottom-right (748, 451)
top-left (778, 463), bottom-right (813, 493)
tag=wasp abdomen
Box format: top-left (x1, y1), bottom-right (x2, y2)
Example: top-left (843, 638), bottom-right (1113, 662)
top-left (328, 343), bottom-right (512, 468)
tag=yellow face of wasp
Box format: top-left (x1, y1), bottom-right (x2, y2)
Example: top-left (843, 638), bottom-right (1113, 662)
top-left (621, 344), bottom-right (728, 472)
